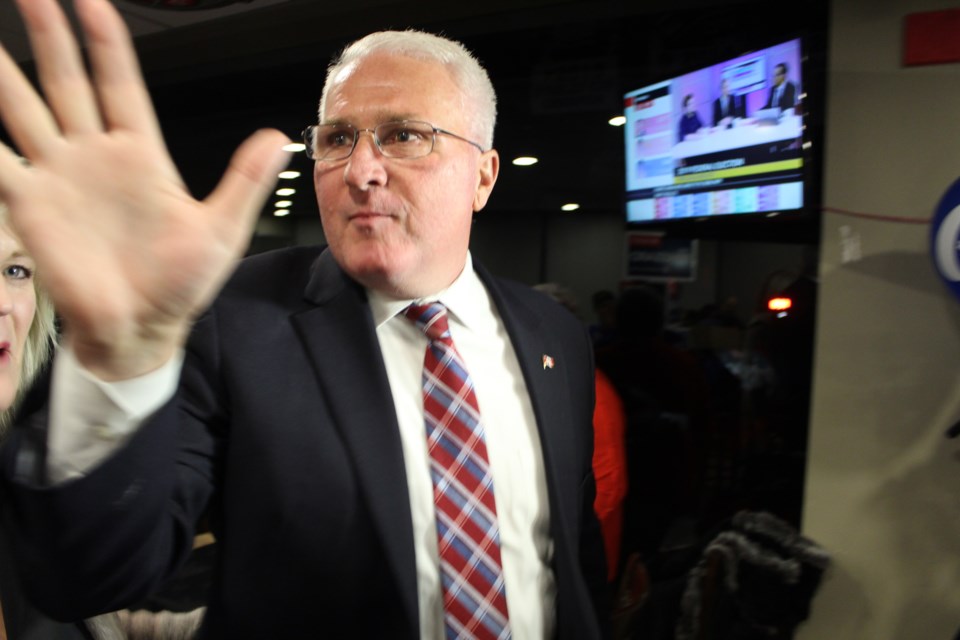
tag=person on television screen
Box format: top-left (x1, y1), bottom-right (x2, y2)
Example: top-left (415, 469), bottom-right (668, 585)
top-left (0, 0), bottom-right (609, 638)
top-left (678, 94), bottom-right (703, 142)
top-left (764, 62), bottom-right (797, 111)
top-left (712, 78), bottom-right (746, 127)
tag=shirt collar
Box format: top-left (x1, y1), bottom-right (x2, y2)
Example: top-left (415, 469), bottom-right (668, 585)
top-left (367, 252), bottom-right (488, 331)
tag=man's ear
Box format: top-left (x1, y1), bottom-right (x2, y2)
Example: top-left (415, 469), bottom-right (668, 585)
top-left (473, 149), bottom-right (499, 212)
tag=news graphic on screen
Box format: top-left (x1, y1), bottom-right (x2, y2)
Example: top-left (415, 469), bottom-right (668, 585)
top-left (624, 38), bottom-right (805, 223)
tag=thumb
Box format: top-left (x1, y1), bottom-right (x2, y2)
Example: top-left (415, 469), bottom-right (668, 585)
top-left (205, 128), bottom-right (294, 242)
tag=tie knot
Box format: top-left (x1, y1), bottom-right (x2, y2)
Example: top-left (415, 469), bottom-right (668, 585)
top-left (404, 302), bottom-right (451, 342)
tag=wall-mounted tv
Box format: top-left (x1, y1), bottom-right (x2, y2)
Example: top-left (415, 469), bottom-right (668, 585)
top-left (623, 37), bottom-right (809, 227)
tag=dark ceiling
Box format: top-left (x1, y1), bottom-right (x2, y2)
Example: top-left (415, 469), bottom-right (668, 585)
top-left (2, 0), bottom-right (830, 241)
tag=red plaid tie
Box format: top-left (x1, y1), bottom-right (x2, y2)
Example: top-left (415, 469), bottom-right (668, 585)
top-left (404, 302), bottom-right (511, 640)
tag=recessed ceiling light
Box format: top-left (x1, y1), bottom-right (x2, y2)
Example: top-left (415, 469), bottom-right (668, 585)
top-left (608, 116), bottom-right (626, 126)
top-left (274, 209), bottom-right (291, 217)
top-left (278, 170), bottom-right (301, 179)
top-left (561, 203), bottom-right (581, 211)
top-left (276, 188), bottom-right (296, 196)
top-left (275, 200), bottom-right (293, 208)
top-left (512, 156), bottom-right (538, 166)
top-left (283, 142), bottom-right (306, 153)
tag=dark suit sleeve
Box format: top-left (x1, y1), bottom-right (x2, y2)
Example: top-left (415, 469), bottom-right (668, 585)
top-left (547, 301), bottom-right (612, 637)
top-left (765, 83), bottom-right (797, 110)
top-left (574, 332), bottom-right (614, 638)
top-left (0, 312), bottom-right (225, 621)
top-left (785, 82), bottom-right (797, 109)
top-left (489, 279), bottom-right (611, 639)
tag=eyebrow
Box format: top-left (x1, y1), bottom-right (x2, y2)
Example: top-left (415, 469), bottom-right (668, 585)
top-left (5, 250), bottom-right (34, 262)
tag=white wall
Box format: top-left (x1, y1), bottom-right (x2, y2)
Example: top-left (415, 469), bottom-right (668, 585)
top-left (799, 1), bottom-right (960, 638)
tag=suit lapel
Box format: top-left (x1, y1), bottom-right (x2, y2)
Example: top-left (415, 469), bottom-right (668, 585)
top-left (290, 251), bottom-right (419, 636)
top-left (479, 271), bottom-right (601, 639)
top-left (475, 268), bottom-right (578, 540)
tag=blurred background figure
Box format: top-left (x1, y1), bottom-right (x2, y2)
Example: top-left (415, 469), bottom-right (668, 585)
top-left (595, 285), bottom-right (711, 562)
top-left (590, 289), bottom-right (620, 350)
top-left (678, 94), bottom-right (703, 141)
top-left (764, 62), bottom-right (797, 110)
top-left (712, 78), bottom-right (746, 128)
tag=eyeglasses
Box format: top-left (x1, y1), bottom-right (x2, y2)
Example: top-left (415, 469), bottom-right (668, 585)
top-left (302, 120), bottom-right (486, 162)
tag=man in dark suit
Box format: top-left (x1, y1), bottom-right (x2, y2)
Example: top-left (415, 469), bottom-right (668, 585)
top-left (712, 79), bottom-right (746, 127)
top-left (764, 63), bottom-right (798, 111)
top-left (0, 0), bottom-right (607, 638)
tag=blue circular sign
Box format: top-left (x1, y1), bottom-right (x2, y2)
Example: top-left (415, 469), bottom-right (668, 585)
top-left (931, 177), bottom-right (960, 301)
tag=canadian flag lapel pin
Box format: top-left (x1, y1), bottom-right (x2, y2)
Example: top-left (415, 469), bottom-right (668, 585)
top-left (542, 354), bottom-right (555, 370)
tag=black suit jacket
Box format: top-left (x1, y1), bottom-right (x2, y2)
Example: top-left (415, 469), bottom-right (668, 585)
top-left (0, 361), bottom-right (95, 640)
top-left (764, 80), bottom-right (797, 111)
top-left (0, 527), bottom-right (94, 640)
top-left (2, 247), bottom-right (608, 639)
top-left (712, 94), bottom-right (745, 126)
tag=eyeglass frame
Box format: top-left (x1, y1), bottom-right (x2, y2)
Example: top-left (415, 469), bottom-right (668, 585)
top-left (301, 120), bottom-right (487, 162)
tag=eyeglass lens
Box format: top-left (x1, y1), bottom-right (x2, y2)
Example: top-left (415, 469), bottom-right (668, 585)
top-left (306, 121), bottom-right (437, 161)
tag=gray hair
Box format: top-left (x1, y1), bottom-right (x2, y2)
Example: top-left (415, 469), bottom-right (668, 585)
top-left (0, 203), bottom-right (57, 435)
top-left (318, 30), bottom-right (498, 150)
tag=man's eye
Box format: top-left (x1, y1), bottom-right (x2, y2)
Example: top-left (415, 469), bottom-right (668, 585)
top-left (381, 127), bottom-right (425, 145)
top-left (326, 130), bottom-right (354, 147)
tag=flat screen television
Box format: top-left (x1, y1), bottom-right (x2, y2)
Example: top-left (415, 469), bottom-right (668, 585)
top-left (623, 37), bottom-right (813, 231)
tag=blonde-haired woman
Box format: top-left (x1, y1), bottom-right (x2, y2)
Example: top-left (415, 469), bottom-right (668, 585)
top-left (0, 203), bottom-right (55, 436)
top-left (0, 202), bottom-right (204, 640)
top-left (0, 202), bottom-right (127, 640)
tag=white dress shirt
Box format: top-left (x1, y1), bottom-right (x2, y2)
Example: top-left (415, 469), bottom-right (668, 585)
top-left (370, 254), bottom-right (554, 639)
top-left (44, 252), bottom-right (556, 639)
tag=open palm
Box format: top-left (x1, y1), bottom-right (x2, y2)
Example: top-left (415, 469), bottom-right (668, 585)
top-left (0, 0), bottom-right (291, 379)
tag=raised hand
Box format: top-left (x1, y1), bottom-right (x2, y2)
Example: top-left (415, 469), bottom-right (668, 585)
top-left (0, 0), bottom-right (292, 380)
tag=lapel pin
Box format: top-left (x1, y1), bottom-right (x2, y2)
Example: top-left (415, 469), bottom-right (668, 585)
top-left (542, 354), bottom-right (555, 370)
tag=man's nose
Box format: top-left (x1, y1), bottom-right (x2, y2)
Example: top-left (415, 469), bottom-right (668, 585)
top-left (343, 130), bottom-right (388, 189)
